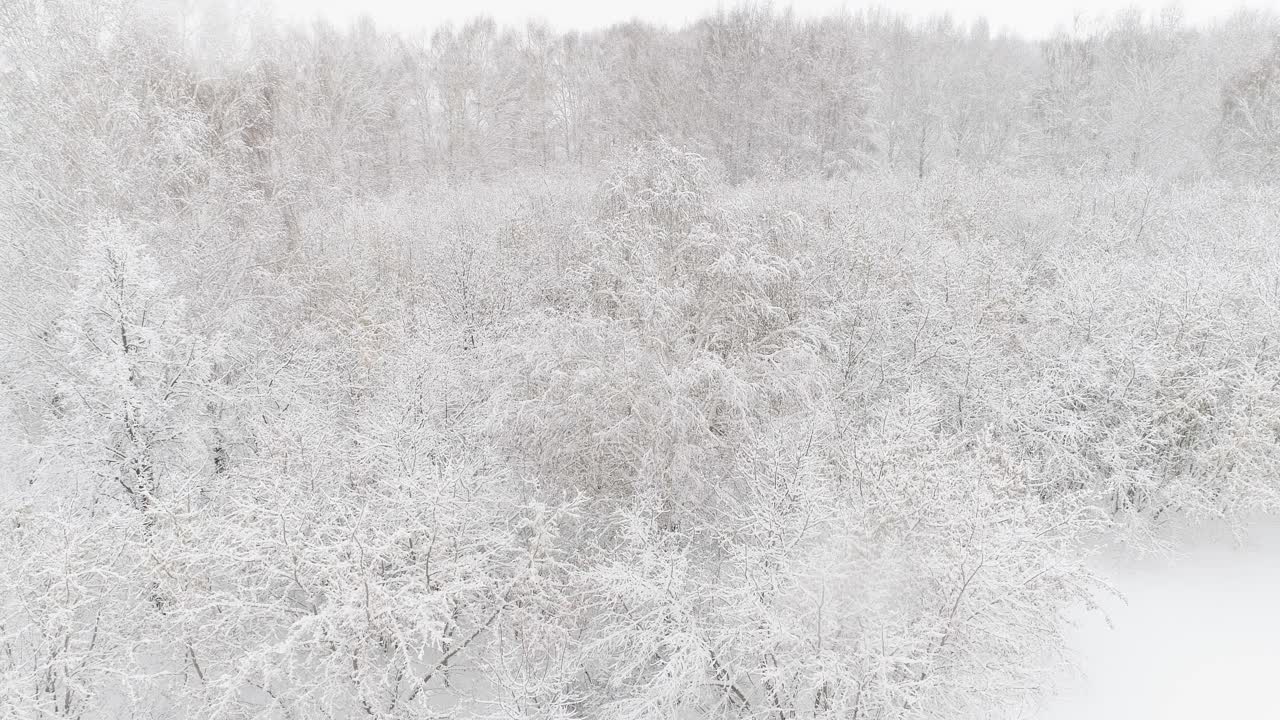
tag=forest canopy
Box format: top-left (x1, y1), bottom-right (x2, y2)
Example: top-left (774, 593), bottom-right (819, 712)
top-left (3, 1), bottom-right (1280, 719)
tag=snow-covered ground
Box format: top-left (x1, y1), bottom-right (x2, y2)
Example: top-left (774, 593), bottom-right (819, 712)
top-left (1037, 521), bottom-right (1280, 719)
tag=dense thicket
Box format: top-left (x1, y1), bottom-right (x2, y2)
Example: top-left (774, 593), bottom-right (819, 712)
top-left (4, 2), bottom-right (1280, 719)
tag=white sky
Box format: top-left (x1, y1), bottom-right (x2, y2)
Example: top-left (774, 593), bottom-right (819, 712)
top-left (270, 0), bottom-right (1280, 39)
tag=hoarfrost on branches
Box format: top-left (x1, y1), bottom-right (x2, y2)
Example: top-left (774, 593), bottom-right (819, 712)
top-left (3, 2), bottom-right (1280, 719)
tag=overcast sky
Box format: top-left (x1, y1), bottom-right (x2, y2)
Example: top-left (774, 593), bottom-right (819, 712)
top-left (269, 0), bottom-right (1280, 39)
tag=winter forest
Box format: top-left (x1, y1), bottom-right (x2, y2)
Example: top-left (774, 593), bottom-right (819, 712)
top-left (4, 0), bottom-right (1280, 717)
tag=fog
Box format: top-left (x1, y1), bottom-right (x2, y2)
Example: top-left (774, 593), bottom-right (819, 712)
top-left (1039, 522), bottom-right (1280, 719)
